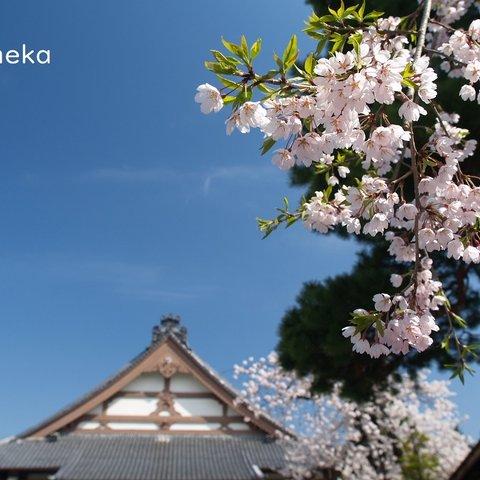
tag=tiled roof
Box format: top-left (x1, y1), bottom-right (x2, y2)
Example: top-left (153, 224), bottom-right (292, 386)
top-left (0, 434), bottom-right (285, 480)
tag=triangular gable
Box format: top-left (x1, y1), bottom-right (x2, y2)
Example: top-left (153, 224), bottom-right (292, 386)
top-left (23, 335), bottom-right (281, 438)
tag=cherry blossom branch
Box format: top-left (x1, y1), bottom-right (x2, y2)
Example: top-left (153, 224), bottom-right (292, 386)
top-left (195, 0), bottom-right (480, 372)
top-left (414, 0), bottom-right (433, 63)
top-left (406, 0), bottom-right (432, 303)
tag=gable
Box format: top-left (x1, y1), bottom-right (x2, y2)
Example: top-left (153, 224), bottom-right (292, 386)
top-left (23, 336), bottom-right (279, 438)
top-left (71, 369), bottom-right (252, 434)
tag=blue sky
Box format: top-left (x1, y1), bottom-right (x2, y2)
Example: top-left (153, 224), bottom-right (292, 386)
top-left (0, 0), bottom-right (478, 440)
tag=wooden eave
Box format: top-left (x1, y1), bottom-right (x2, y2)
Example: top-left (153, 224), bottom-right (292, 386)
top-left (449, 441), bottom-right (480, 480)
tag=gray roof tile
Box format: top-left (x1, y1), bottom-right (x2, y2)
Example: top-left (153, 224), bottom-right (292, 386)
top-left (0, 435), bottom-right (285, 480)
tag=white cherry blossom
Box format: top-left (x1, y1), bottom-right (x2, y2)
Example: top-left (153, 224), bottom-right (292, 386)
top-left (194, 83), bottom-right (223, 114)
top-left (234, 355), bottom-right (471, 480)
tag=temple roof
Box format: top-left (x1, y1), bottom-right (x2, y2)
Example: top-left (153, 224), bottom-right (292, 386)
top-left (0, 435), bottom-right (285, 480)
top-left (10, 314), bottom-right (284, 438)
top-left (0, 316), bottom-right (288, 479)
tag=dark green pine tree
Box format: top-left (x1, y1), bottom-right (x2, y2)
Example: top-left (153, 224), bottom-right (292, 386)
top-left (276, 0), bottom-right (480, 399)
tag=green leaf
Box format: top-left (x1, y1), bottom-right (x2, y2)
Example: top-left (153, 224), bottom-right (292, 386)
top-left (364, 10), bottom-right (384, 21)
top-left (451, 312), bottom-right (468, 329)
top-left (222, 95), bottom-right (236, 105)
top-left (250, 38), bottom-right (262, 59)
top-left (216, 75), bottom-right (240, 89)
top-left (350, 311), bottom-right (380, 333)
top-left (273, 53), bottom-right (284, 70)
top-left (304, 53), bottom-right (315, 75)
top-left (347, 32), bottom-right (362, 54)
top-left (343, 4), bottom-right (359, 18)
top-left (221, 38), bottom-right (243, 57)
top-left (324, 184), bottom-right (333, 201)
top-left (282, 35), bottom-right (298, 69)
top-left (286, 215), bottom-right (298, 227)
top-left (304, 28), bottom-right (327, 42)
top-left (327, 6), bottom-right (339, 20)
top-left (240, 35), bottom-right (249, 60)
top-left (307, 13), bottom-right (336, 26)
top-left (330, 32), bottom-right (346, 54)
top-left (358, 0), bottom-right (366, 19)
top-left (204, 61), bottom-right (237, 75)
top-left (446, 362), bottom-right (467, 384)
top-left (375, 318), bottom-right (385, 336)
top-left (464, 363), bottom-right (476, 375)
top-left (315, 35), bottom-right (329, 55)
top-left (257, 217), bottom-right (278, 239)
top-left (211, 50), bottom-right (240, 66)
top-left (260, 137), bottom-right (276, 155)
top-left (402, 63), bottom-right (414, 78)
top-left (293, 63), bottom-right (305, 77)
top-left (401, 77), bottom-right (417, 90)
top-left (235, 85), bottom-right (252, 105)
top-left (441, 334), bottom-right (451, 350)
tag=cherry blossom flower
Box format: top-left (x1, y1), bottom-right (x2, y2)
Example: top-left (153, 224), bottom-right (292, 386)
top-left (272, 149), bottom-right (295, 170)
top-left (373, 293), bottom-right (392, 312)
top-left (398, 100), bottom-right (427, 122)
top-left (390, 274), bottom-right (403, 287)
top-left (194, 83), bottom-right (223, 114)
top-left (459, 84), bottom-right (476, 101)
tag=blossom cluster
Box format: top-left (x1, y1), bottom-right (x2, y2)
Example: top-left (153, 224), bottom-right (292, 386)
top-left (195, 2), bottom-right (480, 362)
top-left (432, 0), bottom-right (479, 29)
top-left (438, 18), bottom-right (480, 102)
top-left (234, 354), bottom-right (470, 480)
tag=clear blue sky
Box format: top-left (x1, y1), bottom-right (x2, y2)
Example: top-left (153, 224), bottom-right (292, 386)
top-left (0, 0), bottom-right (477, 440)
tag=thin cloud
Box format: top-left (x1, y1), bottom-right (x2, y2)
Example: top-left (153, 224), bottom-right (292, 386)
top-left (82, 163), bottom-right (279, 195)
top-left (84, 166), bottom-right (180, 183)
top-left (2, 254), bottom-right (215, 302)
top-left (202, 164), bottom-right (275, 195)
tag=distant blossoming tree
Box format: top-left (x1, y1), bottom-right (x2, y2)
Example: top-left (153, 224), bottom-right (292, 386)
top-left (195, 0), bottom-right (480, 379)
top-left (234, 353), bottom-right (470, 480)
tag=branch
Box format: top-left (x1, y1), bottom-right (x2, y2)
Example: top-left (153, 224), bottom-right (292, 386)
top-left (409, 0), bottom-right (432, 302)
top-left (414, 0), bottom-right (433, 63)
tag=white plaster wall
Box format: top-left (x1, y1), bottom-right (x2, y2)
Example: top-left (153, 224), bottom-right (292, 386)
top-left (170, 374), bottom-right (209, 393)
top-left (77, 421), bottom-right (101, 430)
top-left (169, 423), bottom-right (221, 431)
top-left (228, 422), bottom-right (251, 431)
top-left (122, 373), bottom-right (165, 392)
top-left (107, 422), bottom-right (159, 430)
top-left (106, 397), bottom-right (158, 416)
top-left (173, 398), bottom-right (223, 417)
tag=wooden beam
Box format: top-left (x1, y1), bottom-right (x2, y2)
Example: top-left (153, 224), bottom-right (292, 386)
top-left (84, 414), bottom-right (245, 424)
top-left (116, 391), bottom-right (218, 399)
top-left (70, 429), bottom-right (258, 436)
